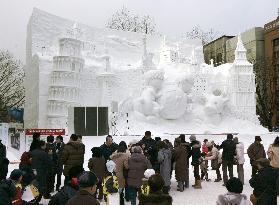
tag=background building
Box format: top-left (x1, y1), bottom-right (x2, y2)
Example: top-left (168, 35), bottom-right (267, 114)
top-left (203, 35), bottom-right (234, 66)
top-left (264, 16), bottom-right (279, 127)
top-left (226, 27), bottom-right (265, 64)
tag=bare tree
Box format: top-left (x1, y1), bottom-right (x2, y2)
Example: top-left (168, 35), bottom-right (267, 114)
top-left (0, 50), bottom-right (25, 122)
top-left (106, 7), bottom-right (156, 35)
top-left (185, 25), bottom-right (220, 45)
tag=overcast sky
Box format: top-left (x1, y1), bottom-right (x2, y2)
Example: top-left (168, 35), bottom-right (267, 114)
top-left (0, 0), bottom-right (278, 63)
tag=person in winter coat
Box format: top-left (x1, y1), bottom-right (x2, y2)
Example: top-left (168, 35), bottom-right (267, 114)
top-left (29, 133), bottom-right (41, 152)
top-left (249, 158), bottom-right (278, 205)
top-left (60, 134), bottom-right (85, 183)
top-left (127, 146), bottom-right (151, 205)
top-left (219, 134), bottom-right (236, 184)
top-left (66, 171), bottom-right (100, 205)
top-left (267, 136), bottom-right (279, 168)
top-left (189, 135), bottom-right (202, 189)
top-left (110, 145), bottom-right (130, 204)
top-left (19, 152), bottom-right (35, 188)
top-left (234, 137), bottom-right (245, 184)
top-left (48, 166), bottom-right (83, 205)
top-left (217, 177), bottom-right (251, 205)
top-left (205, 141), bottom-right (222, 182)
top-left (45, 135), bottom-right (57, 194)
top-left (178, 134), bottom-right (191, 188)
top-left (172, 138), bottom-right (188, 191)
top-left (54, 135), bottom-right (65, 191)
top-left (10, 169), bottom-right (25, 205)
top-left (247, 136), bottom-right (266, 177)
top-left (139, 174), bottom-right (172, 205)
top-left (100, 135), bottom-right (118, 161)
top-left (0, 178), bottom-right (16, 205)
top-left (88, 147), bottom-right (106, 200)
top-left (0, 139), bottom-right (9, 181)
top-left (138, 131), bottom-right (158, 171)
top-left (31, 140), bottom-right (52, 199)
top-left (157, 141), bottom-right (172, 194)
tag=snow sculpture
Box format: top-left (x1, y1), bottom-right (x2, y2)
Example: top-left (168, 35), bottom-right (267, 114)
top-left (204, 95), bottom-right (230, 124)
top-left (47, 28), bottom-right (84, 128)
top-left (178, 75), bottom-right (194, 94)
top-left (133, 70), bottom-right (164, 118)
top-left (229, 35), bottom-right (257, 122)
top-left (158, 86), bottom-right (188, 120)
top-left (142, 35), bottom-right (156, 71)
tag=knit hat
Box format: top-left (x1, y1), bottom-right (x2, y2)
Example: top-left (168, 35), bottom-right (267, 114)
top-left (78, 171), bottom-right (98, 188)
top-left (189, 135), bottom-right (196, 142)
top-left (144, 169), bottom-right (155, 179)
top-left (132, 146), bottom-right (142, 153)
top-left (10, 169), bottom-right (23, 181)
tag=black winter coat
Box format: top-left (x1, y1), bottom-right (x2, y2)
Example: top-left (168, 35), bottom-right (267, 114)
top-left (99, 143), bottom-right (118, 161)
top-left (139, 137), bottom-right (158, 168)
top-left (190, 140), bottom-right (202, 166)
top-left (249, 166), bottom-right (279, 205)
top-left (48, 184), bottom-right (78, 205)
top-left (138, 191), bottom-right (172, 205)
top-left (219, 139), bottom-right (236, 162)
top-left (31, 148), bottom-right (52, 171)
top-left (0, 179), bottom-right (16, 205)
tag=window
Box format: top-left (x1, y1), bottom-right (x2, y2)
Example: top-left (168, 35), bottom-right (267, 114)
top-left (71, 63), bottom-right (75, 71)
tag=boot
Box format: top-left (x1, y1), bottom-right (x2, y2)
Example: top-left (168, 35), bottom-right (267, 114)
top-left (177, 181), bottom-right (184, 192)
top-left (205, 173), bottom-right (211, 181)
top-left (184, 180), bottom-right (189, 189)
top-left (192, 179), bottom-right (197, 187)
top-left (194, 180), bottom-right (202, 189)
top-left (214, 177), bottom-right (222, 182)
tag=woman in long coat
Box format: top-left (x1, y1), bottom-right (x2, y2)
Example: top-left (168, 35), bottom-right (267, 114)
top-left (172, 138), bottom-right (188, 192)
top-left (157, 141), bottom-right (172, 194)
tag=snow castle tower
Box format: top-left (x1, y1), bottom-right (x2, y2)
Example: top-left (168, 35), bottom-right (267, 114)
top-left (229, 35), bottom-right (256, 121)
top-left (47, 36), bottom-right (84, 128)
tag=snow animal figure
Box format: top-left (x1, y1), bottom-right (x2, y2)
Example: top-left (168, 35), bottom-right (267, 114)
top-left (158, 86), bottom-right (188, 120)
top-left (204, 94), bottom-right (230, 124)
top-left (133, 70), bottom-right (164, 118)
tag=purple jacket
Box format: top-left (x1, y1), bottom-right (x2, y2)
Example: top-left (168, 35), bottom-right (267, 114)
top-left (127, 153), bottom-right (150, 188)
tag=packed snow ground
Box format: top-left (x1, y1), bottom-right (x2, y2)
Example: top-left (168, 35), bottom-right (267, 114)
top-left (7, 133), bottom-right (278, 205)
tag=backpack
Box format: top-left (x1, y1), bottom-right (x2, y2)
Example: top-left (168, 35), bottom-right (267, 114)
top-left (103, 175), bottom-right (118, 194)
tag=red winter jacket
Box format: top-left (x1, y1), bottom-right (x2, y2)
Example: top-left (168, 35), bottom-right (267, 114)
top-left (202, 144), bottom-right (209, 154)
top-left (12, 184), bottom-right (22, 205)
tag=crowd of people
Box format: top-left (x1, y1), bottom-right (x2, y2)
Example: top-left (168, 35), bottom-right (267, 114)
top-left (0, 131), bottom-right (279, 205)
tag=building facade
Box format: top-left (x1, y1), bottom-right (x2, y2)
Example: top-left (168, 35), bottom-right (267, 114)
top-left (264, 17), bottom-right (279, 127)
top-left (203, 35), bottom-right (234, 66)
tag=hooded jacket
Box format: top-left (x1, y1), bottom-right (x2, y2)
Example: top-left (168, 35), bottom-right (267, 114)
top-left (110, 152), bottom-right (129, 188)
top-left (0, 179), bottom-right (16, 205)
top-left (157, 148), bottom-right (172, 186)
top-left (235, 142), bottom-right (245, 165)
top-left (127, 152), bottom-right (150, 188)
top-left (138, 191), bottom-right (172, 205)
top-left (60, 141), bottom-right (85, 176)
top-left (216, 192), bottom-right (251, 205)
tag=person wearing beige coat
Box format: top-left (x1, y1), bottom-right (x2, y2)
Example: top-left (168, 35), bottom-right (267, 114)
top-left (267, 136), bottom-right (279, 168)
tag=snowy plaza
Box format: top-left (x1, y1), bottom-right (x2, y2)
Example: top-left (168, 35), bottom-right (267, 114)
top-left (1, 1), bottom-right (279, 205)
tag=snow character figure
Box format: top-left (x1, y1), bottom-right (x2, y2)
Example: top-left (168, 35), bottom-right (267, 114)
top-left (133, 70), bottom-right (164, 120)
